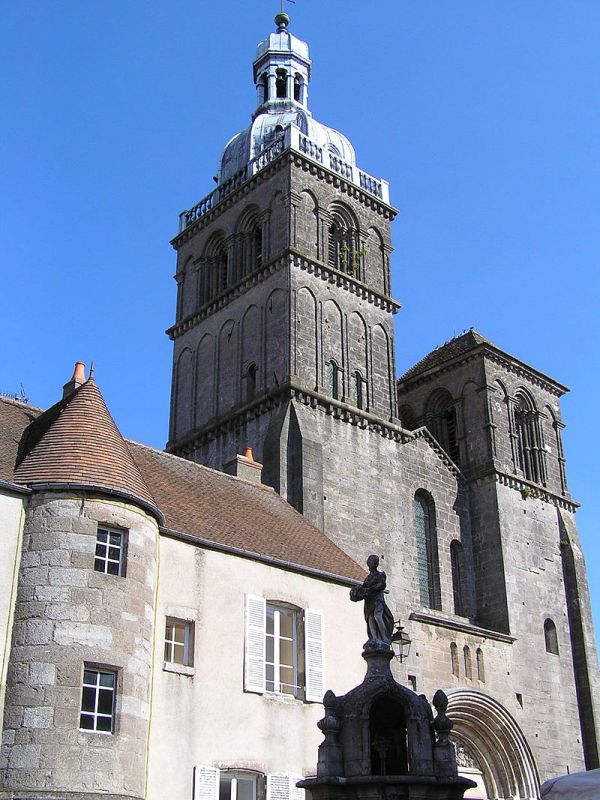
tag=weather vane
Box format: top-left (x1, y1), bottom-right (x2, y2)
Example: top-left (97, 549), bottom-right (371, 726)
top-left (280, 0), bottom-right (295, 12)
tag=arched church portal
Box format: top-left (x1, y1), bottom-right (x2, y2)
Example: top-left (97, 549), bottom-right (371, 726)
top-left (447, 690), bottom-right (540, 800)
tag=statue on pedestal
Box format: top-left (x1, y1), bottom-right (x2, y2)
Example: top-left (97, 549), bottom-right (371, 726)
top-left (350, 554), bottom-right (395, 648)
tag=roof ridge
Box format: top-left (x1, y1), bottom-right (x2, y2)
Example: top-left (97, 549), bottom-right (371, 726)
top-left (127, 439), bottom-right (275, 493)
top-left (0, 396), bottom-right (44, 413)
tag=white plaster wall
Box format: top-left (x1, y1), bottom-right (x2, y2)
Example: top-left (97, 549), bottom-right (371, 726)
top-left (0, 491), bottom-right (25, 734)
top-left (146, 540), bottom-right (367, 800)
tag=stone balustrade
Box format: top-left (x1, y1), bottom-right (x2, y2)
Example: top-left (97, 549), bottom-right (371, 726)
top-left (179, 124), bottom-right (389, 231)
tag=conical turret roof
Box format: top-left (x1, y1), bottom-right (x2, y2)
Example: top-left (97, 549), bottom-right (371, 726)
top-left (14, 376), bottom-right (157, 511)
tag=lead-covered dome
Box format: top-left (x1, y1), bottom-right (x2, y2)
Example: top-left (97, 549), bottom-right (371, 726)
top-left (217, 14), bottom-right (356, 184)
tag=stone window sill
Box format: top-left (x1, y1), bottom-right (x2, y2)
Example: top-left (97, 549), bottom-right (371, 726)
top-left (163, 661), bottom-right (195, 677)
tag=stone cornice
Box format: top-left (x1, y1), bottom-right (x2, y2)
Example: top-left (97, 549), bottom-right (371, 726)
top-left (397, 343), bottom-right (568, 397)
top-left (290, 249), bottom-right (400, 313)
top-left (466, 468), bottom-right (579, 512)
top-left (289, 151), bottom-right (397, 219)
top-left (167, 381), bottom-right (463, 480)
top-left (170, 154), bottom-right (289, 248)
top-left (166, 254), bottom-right (288, 340)
top-left (409, 610), bottom-right (516, 644)
top-left (167, 250), bottom-right (400, 340)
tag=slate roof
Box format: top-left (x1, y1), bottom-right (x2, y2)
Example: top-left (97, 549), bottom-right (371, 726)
top-left (398, 329), bottom-right (492, 384)
top-left (0, 388), bottom-right (364, 583)
top-left (129, 441), bottom-right (365, 582)
top-left (12, 379), bottom-right (157, 509)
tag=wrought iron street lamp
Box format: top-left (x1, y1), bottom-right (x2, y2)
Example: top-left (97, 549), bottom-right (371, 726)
top-left (391, 620), bottom-right (412, 662)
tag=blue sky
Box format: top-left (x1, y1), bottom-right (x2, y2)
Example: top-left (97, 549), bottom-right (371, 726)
top-left (2, 2), bottom-right (599, 641)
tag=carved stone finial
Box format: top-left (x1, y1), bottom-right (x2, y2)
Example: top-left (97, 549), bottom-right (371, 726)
top-left (432, 689), bottom-right (453, 745)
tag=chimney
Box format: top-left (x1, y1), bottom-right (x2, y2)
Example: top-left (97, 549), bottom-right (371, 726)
top-left (224, 447), bottom-right (263, 484)
top-left (62, 361), bottom-right (86, 399)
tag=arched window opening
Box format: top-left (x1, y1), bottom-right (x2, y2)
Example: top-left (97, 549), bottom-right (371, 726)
top-left (426, 389), bottom-right (460, 465)
top-left (476, 648), bottom-right (485, 682)
top-left (450, 540), bottom-right (467, 617)
top-left (294, 73), bottom-right (302, 102)
top-left (369, 696), bottom-right (408, 776)
top-left (544, 618), bottom-right (559, 655)
top-left (463, 645), bottom-right (472, 680)
top-left (253, 224), bottom-right (262, 269)
top-left (327, 360), bottom-right (341, 401)
top-left (413, 492), bottom-right (441, 610)
top-left (328, 214), bottom-right (359, 276)
top-left (217, 248), bottom-right (228, 293)
top-left (354, 371), bottom-right (367, 410)
top-left (245, 363), bottom-right (257, 402)
top-left (276, 68), bottom-right (287, 98)
top-left (515, 392), bottom-right (546, 485)
top-left (260, 73), bottom-right (269, 103)
top-left (450, 642), bottom-right (459, 677)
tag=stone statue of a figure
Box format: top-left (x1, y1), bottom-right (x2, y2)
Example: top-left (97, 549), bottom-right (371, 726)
top-left (350, 554), bottom-right (395, 647)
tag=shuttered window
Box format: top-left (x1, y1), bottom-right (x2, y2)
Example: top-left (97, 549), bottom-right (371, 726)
top-left (267, 774), bottom-right (305, 800)
top-left (244, 595), bottom-right (324, 702)
top-left (194, 766), bottom-right (220, 800)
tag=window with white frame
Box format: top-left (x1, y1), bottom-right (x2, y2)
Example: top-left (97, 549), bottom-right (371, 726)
top-left (94, 527), bottom-right (125, 576)
top-left (193, 767), bottom-right (304, 800)
top-left (164, 617), bottom-right (194, 667)
top-left (79, 667), bottom-right (117, 733)
top-left (266, 604), bottom-right (299, 695)
top-left (219, 771), bottom-right (257, 800)
top-left (244, 595), bottom-right (324, 702)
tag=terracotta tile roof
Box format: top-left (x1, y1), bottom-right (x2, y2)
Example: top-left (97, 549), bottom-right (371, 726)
top-left (129, 441), bottom-right (366, 583)
top-left (13, 379), bottom-right (156, 509)
top-left (398, 329), bottom-right (493, 384)
top-left (1, 385), bottom-right (364, 582)
top-left (0, 398), bottom-right (42, 484)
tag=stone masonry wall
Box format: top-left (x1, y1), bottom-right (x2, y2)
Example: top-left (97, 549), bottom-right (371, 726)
top-left (0, 493), bottom-right (158, 799)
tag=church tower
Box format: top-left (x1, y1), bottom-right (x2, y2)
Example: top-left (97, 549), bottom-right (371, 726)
top-left (167, 13), bottom-right (398, 533)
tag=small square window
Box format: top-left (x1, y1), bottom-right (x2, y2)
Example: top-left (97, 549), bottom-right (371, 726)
top-left (164, 618), bottom-right (194, 667)
top-left (94, 527), bottom-right (125, 576)
top-left (79, 668), bottom-right (116, 733)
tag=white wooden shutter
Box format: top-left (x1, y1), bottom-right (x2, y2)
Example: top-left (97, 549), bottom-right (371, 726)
top-left (267, 774), bottom-right (304, 800)
top-left (290, 776), bottom-right (305, 800)
top-left (304, 608), bottom-right (325, 702)
top-left (193, 766), bottom-right (219, 800)
top-left (244, 593), bottom-right (266, 693)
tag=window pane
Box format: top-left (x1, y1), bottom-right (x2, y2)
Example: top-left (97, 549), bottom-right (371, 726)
top-left (279, 639), bottom-right (294, 667)
top-left (164, 641), bottom-right (171, 662)
top-left (81, 686), bottom-right (96, 712)
top-left (97, 530), bottom-right (108, 543)
top-left (79, 713), bottom-right (94, 729)
top-left (237, 778), bottom-right (255, 800)
top-left (96, 714), bottom-right (112, 733)
top-left (109, 532), bottom-right (121, 546)
top-left (279, 608), bottom-right (294, 638)
top-left (99, 672), bottom-right (115, 688)
top-left (173, 623), bottom-right (186, 645)
top-left (173, 643), bottom-right (185, 665)
top-left (265, 635), bottom-right (274, 663)
top-left (95, 542), bottom-right (107, 557)
top-left (219, 777), bottom-right (232, 800)
top-left (280, 666), bottom-right (295, 691)
top-left (97, 689), bottom-right (114, 715)
top-left (266, 607), bottom-right (275, 634)
top-left (266, 663), bottom-right (275, 691)
top-left (108, 546), bottom-right (120, 561)
top-left (107, 560), bottom-right (119, 576)
top-left (83, 670), bottom-right (96, 686)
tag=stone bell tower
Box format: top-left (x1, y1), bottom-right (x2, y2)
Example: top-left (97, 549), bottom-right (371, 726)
top-left (167, 13), bottom-right (399, 533)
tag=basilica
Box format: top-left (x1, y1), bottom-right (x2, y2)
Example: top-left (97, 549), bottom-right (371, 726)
top-left (0, 13), bottom-right (597, 800)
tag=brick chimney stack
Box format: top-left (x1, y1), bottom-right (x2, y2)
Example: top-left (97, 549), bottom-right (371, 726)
top-left (62, 361), bottom-right (86, 399)
top-left (224, 447), bottom-right (263, 484)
